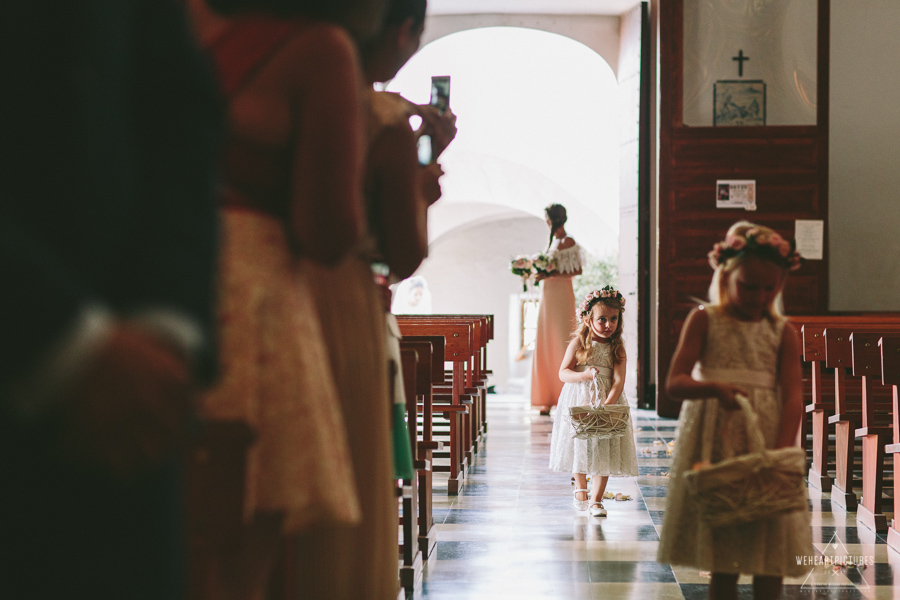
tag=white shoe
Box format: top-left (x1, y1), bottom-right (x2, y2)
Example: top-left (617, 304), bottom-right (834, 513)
top-left (573, 488), bottom-right (589, 511)
top-left (589, 501), bottom-right (607, 517)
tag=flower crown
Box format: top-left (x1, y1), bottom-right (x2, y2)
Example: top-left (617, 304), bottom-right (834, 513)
top-left (708, 228), bottom-right (802, 271)
top-left (578, 285), bottom-right (625, 321)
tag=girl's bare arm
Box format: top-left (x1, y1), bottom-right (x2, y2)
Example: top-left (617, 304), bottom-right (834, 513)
top-left (665, 307), bottom-right (745, 407)
top-left (774, 324), bottom-right (803, 448)
top-left (559, 337), bottom-right (594, 383)
top-left (603, 351), bottom-right (627, 405)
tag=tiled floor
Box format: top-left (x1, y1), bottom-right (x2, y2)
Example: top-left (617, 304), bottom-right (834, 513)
top-left (410, 394), bottom-right (900, 599)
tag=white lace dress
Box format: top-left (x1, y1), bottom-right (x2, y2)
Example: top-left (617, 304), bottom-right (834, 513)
top-left (657, 305), bottom-right (813, 576)
top-left (548, 341), bottom-right (638, 476)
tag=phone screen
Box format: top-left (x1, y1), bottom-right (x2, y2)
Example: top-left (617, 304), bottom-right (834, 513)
top-left (430, 76), bottom-right (450, 114)
top-left (417, 134), bottom-right (433, 166)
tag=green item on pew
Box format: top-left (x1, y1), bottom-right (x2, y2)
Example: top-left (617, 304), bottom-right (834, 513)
top-left (392, 402), bottom-right (416, 480)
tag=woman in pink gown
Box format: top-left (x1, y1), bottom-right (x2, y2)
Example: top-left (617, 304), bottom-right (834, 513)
top-left (531, 204), bottom-right (582, 415)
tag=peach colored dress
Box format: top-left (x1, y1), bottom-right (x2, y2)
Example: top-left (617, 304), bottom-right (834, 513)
top-left (199, 17), bottom-right (361, 534)
top-left (290, 88), bottom-right (401, 600)
top-left (291, 256), bottom-right (397, 600)
top-left (531, 238), bottom-right (581, 408)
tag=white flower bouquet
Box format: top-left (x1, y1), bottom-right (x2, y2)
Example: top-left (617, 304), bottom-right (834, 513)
top-left (510, 255), bottom-right (534, 292)
top-left (530, 252), bottom-right (557, 285)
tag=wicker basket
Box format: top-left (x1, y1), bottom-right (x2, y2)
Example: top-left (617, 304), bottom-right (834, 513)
top-left (683, 395), bottom-right (807, 528)
top-left (568, 377), bottom-right (630, 440)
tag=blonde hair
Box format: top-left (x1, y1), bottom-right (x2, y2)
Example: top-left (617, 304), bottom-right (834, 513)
top-left (708, 221), bottom-right (789, 321)
top-left (574, 297), bottom-right (626, 365)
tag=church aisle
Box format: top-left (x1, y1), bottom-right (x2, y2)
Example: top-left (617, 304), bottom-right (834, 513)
top-left (410, 394), bottom-right (899, 600)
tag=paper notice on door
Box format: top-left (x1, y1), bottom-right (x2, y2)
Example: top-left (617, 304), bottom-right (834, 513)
top-left (716, 180), bottom-right (756, 211)
top-left (794, 219), bottom-right (824, 260)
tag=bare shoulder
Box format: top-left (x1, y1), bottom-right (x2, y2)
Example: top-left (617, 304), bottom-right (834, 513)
top-left (558, 237), bottom-right (576, 250)
top-left (280, 22), bottom-right (359, 83)
top-left (681, 306), bottom-right (709, 340)
top-left (780, 319), bottom-right (800, 350)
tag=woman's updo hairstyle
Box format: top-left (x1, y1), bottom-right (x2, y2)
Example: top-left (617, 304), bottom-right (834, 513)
top-left (544, 203), bottom-right (567, 249)
top-left (206, 0), bottom-right (387, 41)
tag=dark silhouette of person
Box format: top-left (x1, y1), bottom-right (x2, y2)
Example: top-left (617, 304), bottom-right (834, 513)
top-left (0, 1), bottom-right (222, 598)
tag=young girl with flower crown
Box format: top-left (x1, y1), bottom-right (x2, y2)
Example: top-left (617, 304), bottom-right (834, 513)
top-left (657, 221), bottom-right (813, 600)
top-left (548, 286), bottom-right (638, 517)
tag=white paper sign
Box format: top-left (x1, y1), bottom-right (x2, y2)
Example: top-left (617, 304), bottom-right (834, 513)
top-left (794, 219), bottom-right (824, 260)
top-left (716, 180), bottom-right (757, 211)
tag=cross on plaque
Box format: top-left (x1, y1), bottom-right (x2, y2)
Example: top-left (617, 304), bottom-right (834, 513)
top-left (732, 50), bottom-right (749, 77)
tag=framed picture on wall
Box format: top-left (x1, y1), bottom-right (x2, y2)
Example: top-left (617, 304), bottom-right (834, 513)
top-left (714, 80), bottom-right (766, 126)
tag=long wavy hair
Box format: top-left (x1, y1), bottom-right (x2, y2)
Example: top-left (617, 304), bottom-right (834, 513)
top-left (708, 221), bottom-right (790, 321)
top-left (574, 296), bottom-right (626, 365)
top-left (544, 203), bottom-right (567, 250)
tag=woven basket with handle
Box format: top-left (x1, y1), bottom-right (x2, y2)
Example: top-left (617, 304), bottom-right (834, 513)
top-left (683, 395), bottom-right (807, 528)
top-left (568, 376), bottom-right (630, 440)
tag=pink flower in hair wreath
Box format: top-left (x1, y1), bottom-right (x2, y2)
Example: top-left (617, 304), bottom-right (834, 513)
top-left (708, 227), bottom-right (803, 271)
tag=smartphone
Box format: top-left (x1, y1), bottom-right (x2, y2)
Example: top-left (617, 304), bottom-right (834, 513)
top-left (430, 76), bottom-right (450, 114)
top-left (417, 134), bottom-right (433, 166)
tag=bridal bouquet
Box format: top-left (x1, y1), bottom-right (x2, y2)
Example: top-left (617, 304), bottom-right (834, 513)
top-left (531, 252), bottom-right (557, 284)
top-left (510, 255), bottom-right (533, 291)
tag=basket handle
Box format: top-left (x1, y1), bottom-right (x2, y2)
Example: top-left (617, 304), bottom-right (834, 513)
top-left (735, 394), bottom-right (768, 454)
top-left (588, 374), bottom-right (600, 407)
top-left (699, 393), bottom-right (767, 464)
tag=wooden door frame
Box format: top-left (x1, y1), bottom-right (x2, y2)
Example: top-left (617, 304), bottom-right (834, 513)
top-left (655, 0), bottom-right (830, 417)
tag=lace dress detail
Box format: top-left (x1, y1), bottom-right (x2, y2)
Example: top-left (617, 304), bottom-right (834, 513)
top-left (657, 305), bottom-right (813, 576)
top-left (548, 342), bottom-right (638, 476)
top-left (550, 237), bottom-right (582, 274)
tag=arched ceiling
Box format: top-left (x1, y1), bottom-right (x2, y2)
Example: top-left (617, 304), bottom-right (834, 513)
top-left (428, 0), bottom-right (642, 16)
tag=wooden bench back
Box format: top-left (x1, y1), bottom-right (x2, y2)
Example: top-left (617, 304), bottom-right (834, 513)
top-left (826, 324), bottom-right (900, 370)
top-left (851, 332), bottom-right (889, 379)
top-left (403, 335), bottom-right (445, 385)
top-left (881, 336), bottom-right (900, 386)
top-left (401, 340), bottom-right (434, 396)
top-left (395, 319), bottom-right (473, 361)
top-left (792, 316), bottom-right (900, 360)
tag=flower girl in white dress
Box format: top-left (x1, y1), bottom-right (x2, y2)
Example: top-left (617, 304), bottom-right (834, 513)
top-left (548, 287), bottom-right (638, 517)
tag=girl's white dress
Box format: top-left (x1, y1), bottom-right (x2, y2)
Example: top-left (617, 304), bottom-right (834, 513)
top-left (657, 305), bottom-right (813, 576)
top-left (548, 341), bottom-right (638, 476)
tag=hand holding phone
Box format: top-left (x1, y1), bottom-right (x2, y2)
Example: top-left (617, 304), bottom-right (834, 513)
top-left (430, 76), bottom-right (450, 114)
top-left (417, 134), bottom-right (433, 166)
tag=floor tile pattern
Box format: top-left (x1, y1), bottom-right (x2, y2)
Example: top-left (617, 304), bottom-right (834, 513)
top-left (409, 394), bottom-right (900, 599)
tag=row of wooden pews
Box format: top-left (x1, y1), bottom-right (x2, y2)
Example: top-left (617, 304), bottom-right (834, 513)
top-left (789, 315), bottom-right (900, 547)
top-left (394, 314), bottom-right (494, 597)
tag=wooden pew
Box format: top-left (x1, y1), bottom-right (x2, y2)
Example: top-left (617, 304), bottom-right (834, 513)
top-left (396, 317), bottom-right (474, 494)
top-left (825, 325), bottom-right (900, 512)
top-left (427, 315), bottom-right (493, 447)
top-left (414, 315), bottom-right (494, 452)
top-left (880, 335), bottom-right (900, 551)
top-left (800, 323), bottom-right (834, 491)
top-left (788, 315), bottom-right (900, 508)
top-left (849, 331), bottom-right (895, 532)
top-left (399, 337), bottom-right (442, 559)
top-left (398, 348), bottom-right (423, 594)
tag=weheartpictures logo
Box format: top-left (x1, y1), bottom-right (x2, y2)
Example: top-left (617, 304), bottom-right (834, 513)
top-left (798, 532), bottom-right (874, 591)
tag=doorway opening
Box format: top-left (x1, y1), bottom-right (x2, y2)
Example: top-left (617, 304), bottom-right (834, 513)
top-left (388, 26), bottom-right (635, 398)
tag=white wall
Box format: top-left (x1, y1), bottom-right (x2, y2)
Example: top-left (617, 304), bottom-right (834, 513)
top-left (413, 216), bottom-right (549, 393)
top-left (829, 1), bottom-right (900, 310)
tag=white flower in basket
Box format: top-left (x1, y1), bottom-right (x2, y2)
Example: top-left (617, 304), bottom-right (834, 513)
top-left (683, 394), bottom-right (807, 528)
top-left (568, 374), bottom-right (630, 440)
